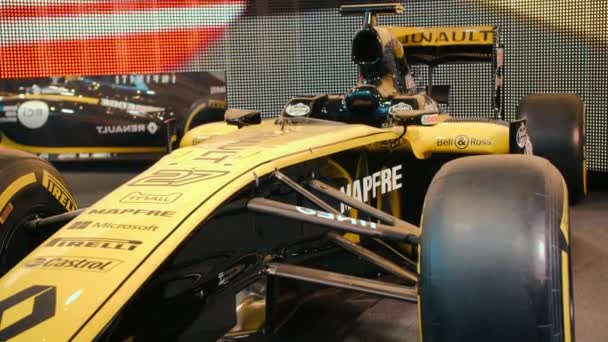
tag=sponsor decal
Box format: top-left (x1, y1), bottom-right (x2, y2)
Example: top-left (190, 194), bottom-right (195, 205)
top-left (121, 191), bottom-right (182, 204)
top-left (516, 123), bottom-right (529, 148)
top-left (193, 131), bottom-right (286, 163)
top-left (96, 124), bottom-right (146, 135)
top-left (67, 221), bottom-right (93, 230)
top-left (436, 135), bottom-right (492, 149)
top-left (285, 102), bottom-right (311, 117)
top-left (147, 121), bottom-right (159, 134)
top-left (339, 165), bottom-right (403, 213)
top-left (130, 169), bottom-right (229, 186)
top-left (24, 256), bottom-right (122, 272)
top-left (45, 237), bottom-right (142, 251)
top-left (42, 170), bottom-right (78, 211)
top-left (115, 74), bottom-right (176, 85)
top-left (421, 114), bottom-right (439, 125)
top-left (192, 135), bottom-right (209, 145)
top-left (17, 100), bottom-right (49, 129)
top-left (0, 105), bottom-right (18, 112)
top-left (389, 102), bottom-right (414, 115)
top-left (211, 86), bottom-right (226, 95)
top-left (99, 98), bottom-right (165, 114)
top-left (87, 208), bottom-right (175, 218)
top-left (0, 202), bottom-right (13, 224)
top-left (0, 106), bottom-right (18, 123)
top-left (401, 29), bottom-right (494, 46)
top-left (296, 206), bottom-right (377, 229)
top-left (67, 220), bottom-right (159, 232)
top-left (0, 117), bottom-right (17, 123)
top-left (0, 285), bottom-right (56, 340)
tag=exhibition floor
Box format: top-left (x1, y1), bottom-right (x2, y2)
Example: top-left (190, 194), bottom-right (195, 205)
top-left (58, 162), bottom-right (608, 342)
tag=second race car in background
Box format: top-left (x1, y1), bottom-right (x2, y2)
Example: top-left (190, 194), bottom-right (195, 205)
top-left (0, 71), bottom-right (226, 160)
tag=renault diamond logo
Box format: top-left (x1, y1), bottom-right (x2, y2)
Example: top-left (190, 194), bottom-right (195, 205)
top-left (0, 285), bottom-right (56, 340)
top-left (67, 221), bottom-right (93, 229)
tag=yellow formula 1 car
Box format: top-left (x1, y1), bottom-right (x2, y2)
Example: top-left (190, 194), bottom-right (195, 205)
top-left (0, 3), bottom-right (584, 342)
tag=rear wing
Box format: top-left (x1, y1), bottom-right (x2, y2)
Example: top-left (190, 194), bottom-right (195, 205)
top-left (388, 25), bottom-right (505, 118)
top-left (385, 26), bottom-right (497, 65)
top-left (339, 4), bottom-right (498, 65)
top-left (339, 4), bottom-right (505, 119)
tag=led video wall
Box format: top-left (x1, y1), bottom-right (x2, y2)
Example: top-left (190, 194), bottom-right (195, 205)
top-left (1, 0), bottom-right (607, 172)
top-left (0, 0), bottom-right (246, 77)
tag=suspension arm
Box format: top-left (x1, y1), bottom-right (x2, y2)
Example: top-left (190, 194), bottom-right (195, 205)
top-left (266, 262), bottom-right (418, 303)
top-left (23, 208), bottom-right (86, 232)
top-left (247, 198), bottom-right (419, 244)
top-left (309, 179), bottom-right (401, 226)
top-left (326, 231), bottom-right (418, 283)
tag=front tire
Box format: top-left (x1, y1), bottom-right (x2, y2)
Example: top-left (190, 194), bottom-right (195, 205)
top-left (418, 155), bottom-right (574, 341)
top-left (0, 148), bottom-right (77, 275)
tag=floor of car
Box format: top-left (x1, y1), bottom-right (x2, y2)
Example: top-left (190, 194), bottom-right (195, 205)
top-left (58, 162), bottom-right (608, 342)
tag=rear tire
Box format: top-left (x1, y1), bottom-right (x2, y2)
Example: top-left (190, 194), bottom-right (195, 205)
top-left (0, 148), bottom-right (77, 275)
top-left (181, 98), bottom-right (226, 135)
top-left (418, 155), bottom-right (574, 342)
top-left (517, 93), bottom-right (586, 203)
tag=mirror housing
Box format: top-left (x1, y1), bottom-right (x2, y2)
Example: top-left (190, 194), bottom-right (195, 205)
top-left (225, 109), bottom-right (261, 128)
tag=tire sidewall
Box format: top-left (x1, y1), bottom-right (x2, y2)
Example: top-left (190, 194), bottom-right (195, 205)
top-left (0, 157), bottom-right (76, 274)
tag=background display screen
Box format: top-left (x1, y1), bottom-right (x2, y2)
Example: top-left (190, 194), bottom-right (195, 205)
top-left (1, 0), bottom-right (607, 172)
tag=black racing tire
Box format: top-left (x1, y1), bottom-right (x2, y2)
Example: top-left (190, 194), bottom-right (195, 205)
top-left (0, 148), bottom-right (77, 275)
top-left (517, 93), bottom-right (586, 203)
top-left (419, 155), bottom-right (574, 342)
top-left (181, 98), bottom-right (226, 136)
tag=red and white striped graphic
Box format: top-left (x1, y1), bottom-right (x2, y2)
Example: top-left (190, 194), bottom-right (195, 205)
top-left (0, 0), bottom-right (247, 78)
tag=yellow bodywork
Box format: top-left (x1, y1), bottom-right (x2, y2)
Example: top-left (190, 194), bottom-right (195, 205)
top-left (0, 116), bottom-right (511, 340)
top-left (403, 118), bottom-right (510, 158)
top-left (0, 94), bottom-right (100, 105)
top-left (0, 120), bottom-right (398, 341)
top-left (0, 133), bottom-right (165, 154)
top-left (184, 117), bottom-right (511, 159)
top-left (180, 121), bottom-right (240, 148)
